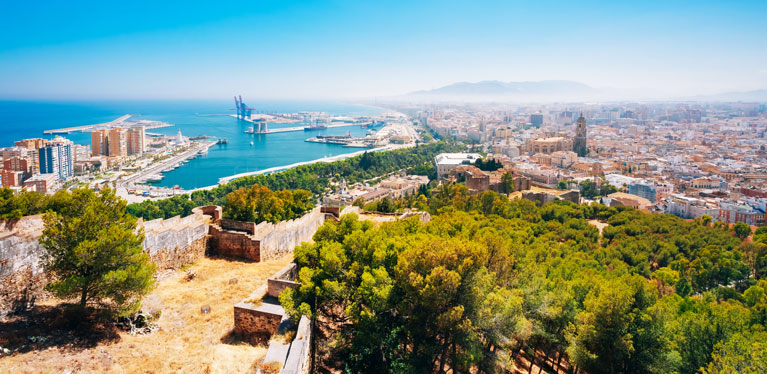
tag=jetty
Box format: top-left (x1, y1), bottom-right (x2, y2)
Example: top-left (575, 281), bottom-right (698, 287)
top-left (43, 114), bottom-right (173, 134)
top-left (232, 114), bottom-right (368, 134)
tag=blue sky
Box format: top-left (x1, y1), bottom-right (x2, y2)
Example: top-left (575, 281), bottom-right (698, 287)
top-left (1, 0), bottom-right (766, 99)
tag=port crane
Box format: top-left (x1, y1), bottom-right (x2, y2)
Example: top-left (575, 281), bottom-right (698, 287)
top-left (234, 95), bottom-right (257, 119)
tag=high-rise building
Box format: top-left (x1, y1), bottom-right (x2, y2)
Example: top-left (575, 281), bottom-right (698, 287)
top-left (530, 114), bottom-right (543, 126)
top-left (127, 126), bottom-right (146, 155)
top-left (3, 156), bottom-right (30, 174)
top-left (14, 138), bottom-right (48, 173)
top-left (91, 130), bottom-right (108, 157)
top-left (573, 114), bottom-right (587, 156)
top-left (39, 138), bottom-right (73, 180)
top-left (108, 129), bottom-right (127, 157)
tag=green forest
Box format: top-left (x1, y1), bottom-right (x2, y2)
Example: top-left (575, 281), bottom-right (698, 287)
top-left (222, 184), bottom-right (313, 224)
top-left (126, 141), bottom-right (464, 220)
top-left (281, 186), bottom-right (767, 374)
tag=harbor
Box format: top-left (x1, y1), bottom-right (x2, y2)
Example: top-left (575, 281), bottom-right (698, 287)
top-left (233, 114), bottom-right (372, 134)
top-left (118, 140), bottom-right (216, 195)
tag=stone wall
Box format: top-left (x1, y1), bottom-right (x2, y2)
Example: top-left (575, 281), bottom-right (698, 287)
top-left (280, 315), bottom-right (312, 374)
top-left (233, 285), bottom-right (286, 344)
top-left (257, 207), bottom-right (324, 261)
top-left (0, 211), bottom-right (210, 317)
top-left (208, 225), bottom-right (261, 261)
top-left (220, 219), bottom-right (256, 235)
top-left (267, 263), bottom-right (299, 298)
top-left (0, 216), bottom-right (47, 317)
top-left (141, 211), bottom-right (209, 269)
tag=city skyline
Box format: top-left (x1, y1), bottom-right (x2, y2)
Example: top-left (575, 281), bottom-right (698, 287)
top-left (1, 0), bottom-right (766, 100)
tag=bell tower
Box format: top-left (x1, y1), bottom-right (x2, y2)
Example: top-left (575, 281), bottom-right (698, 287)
top-left (573, 113), bottom-right (587, 156)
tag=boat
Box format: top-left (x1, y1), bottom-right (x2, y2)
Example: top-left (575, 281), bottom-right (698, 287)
top-left (217, 138), bottom-right (228, 145)
top-left (304, 121), bottom-right (328, 131)
top-left (250, 141), bottom-right (254, 146)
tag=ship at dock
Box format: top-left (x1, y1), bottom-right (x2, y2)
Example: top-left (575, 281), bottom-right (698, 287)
top-left (305, 132), bottom-right (375, 148)
top-left (304, 120), bottom-right (328, 131)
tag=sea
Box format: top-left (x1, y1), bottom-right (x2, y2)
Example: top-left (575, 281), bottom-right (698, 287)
top-left (0, 100), bottom-right (385, 189)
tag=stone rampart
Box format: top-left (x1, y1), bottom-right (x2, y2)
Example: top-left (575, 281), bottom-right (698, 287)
top-left (258, 207), bottom-right (324, 261)
top-left (280, 315), bottom-right (313, 374)
top-left (208, 225), bottom-right (261, 261)
top-left (0, 216), bottom-right (48, 317)
top-left (141, 211), bottom-right (209, 269)
top-left (267, 263), bottom-right (299, 298)
top-left (220, 219), bottom-right (256, 235)
top-left (1, 211), bottom-right (210, 317)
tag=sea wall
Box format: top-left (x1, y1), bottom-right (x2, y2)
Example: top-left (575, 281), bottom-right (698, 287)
top-left (0, 211), bottom-right (210, 317)
top-left (0, 216), bottom-right (48, 317)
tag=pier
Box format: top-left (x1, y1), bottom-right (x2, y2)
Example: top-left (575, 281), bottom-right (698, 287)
top-left (232, 114), bottom-right (366, 134)
top-left (119, 140), bottom-right (216, 191)
top-left (44, 114), bottom-right (173, 134)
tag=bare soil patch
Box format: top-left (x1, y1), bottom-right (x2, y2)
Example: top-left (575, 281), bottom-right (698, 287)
top-left (0, 255), bottom-right (291, 373)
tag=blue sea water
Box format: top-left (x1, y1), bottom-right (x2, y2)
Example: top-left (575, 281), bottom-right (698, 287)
top-left (0, 100), bottom-right (384, 189)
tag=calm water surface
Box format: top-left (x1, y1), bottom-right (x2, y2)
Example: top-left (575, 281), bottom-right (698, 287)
top-left (0, 100), bottom-right (384, 189)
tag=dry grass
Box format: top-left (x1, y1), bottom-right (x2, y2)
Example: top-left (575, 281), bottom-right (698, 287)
top-left (0, 255), bottom-right (292, 374)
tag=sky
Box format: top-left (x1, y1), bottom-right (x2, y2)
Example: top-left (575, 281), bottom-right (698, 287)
top-left (1, 0), bottom-right (766, 100)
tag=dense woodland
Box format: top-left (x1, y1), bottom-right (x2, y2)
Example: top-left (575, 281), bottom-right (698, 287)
top-left (281, 185), bottom-right (767, 374)
top-left (222, 184), bottom-right (314, 224)
top-left (126, 141), bottom-right (464, 220)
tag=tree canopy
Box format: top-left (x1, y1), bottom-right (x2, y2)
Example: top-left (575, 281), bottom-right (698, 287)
top-left (39, 188), bottom-right (155, 317)
top-left (223, 184), bottom-right (313, 223)
top-left (281, 186), bottom-right (766, 373)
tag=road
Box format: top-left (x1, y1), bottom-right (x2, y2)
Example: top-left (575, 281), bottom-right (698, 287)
top-left (115, 141), bottom-right (216, 201)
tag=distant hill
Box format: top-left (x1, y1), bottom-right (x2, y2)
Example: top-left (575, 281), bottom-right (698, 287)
top-left (681, 89), bottom-right (767, 102)
top-left (400, 80), bottom-right (602, 102)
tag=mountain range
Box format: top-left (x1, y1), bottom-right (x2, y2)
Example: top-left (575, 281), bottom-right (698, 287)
top-left (396, 80), bottom-right (767, 103)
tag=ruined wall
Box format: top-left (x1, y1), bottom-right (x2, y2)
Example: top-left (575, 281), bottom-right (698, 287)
top-left (220, 219), bottom-right (256, 235)
top-left (0, 211), bottom-right (210, 317)
top-left (267, 263), bottom-right (299, 298)
top-left (257, 207), bottom-right (324, 261)
top-left (0, 216), bottom-right (47, 317)
top-left (208, 225), bottom-right (261, 261)
top-left (141, 211), bottom-right (209, 269)
top-left (233, 285), bottom-right (284, 345)
top-left (280, 316), bottom-right (313, 374)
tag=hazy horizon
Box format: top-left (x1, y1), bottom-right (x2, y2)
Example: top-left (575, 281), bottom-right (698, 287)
top-left (2, 1), bottom-right (766, 101)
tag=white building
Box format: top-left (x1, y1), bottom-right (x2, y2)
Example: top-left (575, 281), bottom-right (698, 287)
top-left (435, 153), bottom-right (482, 180)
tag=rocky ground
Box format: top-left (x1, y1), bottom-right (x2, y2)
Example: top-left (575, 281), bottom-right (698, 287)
top-left (0, 255), bottom-right (292, 373)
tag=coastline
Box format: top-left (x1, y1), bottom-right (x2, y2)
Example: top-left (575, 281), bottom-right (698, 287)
top-left (190, 143), bottom-right (415, 193)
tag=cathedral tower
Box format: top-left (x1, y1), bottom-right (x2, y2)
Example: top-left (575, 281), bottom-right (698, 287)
top-left (573, 113), bottom-right (587, 156)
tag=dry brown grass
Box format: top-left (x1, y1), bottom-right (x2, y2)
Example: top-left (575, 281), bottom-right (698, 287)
top-left (0, 255), bottom-right (292, 374)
